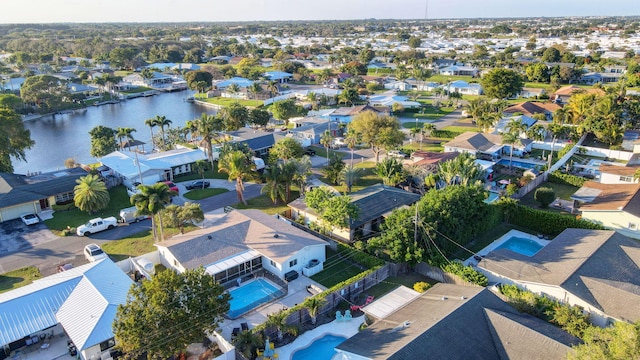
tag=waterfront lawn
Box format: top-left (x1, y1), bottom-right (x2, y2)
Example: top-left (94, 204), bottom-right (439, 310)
top-left (0, 266), bottom-right (41, 293)
top-left (396, 106), bottom-right (455, 121)
top-left (233, 190), bottom-right (300, 215)
top-left (102, 225), bottom-right (197, 262)
top-left (119, 86), bottom-right (153, 94)
top-left (200, 97), bottom-right (264, 107)
top-left (183, 187), bottom-right (229, 200)
top-left (45, 186), bottom-right (131, 233)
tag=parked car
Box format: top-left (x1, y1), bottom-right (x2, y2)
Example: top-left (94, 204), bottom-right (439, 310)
top-left (119, 206), bottom-right (149, 223)
top-left (161, 181), bottom-right (179, 195)
top-left (20, 213), bottom-right (40, 226)
top-left (303, 148), bottom-right (316, 156)
top-left (333, 137), bottom-right (346, 147)
top-left (84, 244), bottom-right (108, 262)
top-left (76, 217), bottom-right (118, 236)
top-left (387, 150), bottom-right (409, 159)
top-left (185, 180), bottom-right (211, 190)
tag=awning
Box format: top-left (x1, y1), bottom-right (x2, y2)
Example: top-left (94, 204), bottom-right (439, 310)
top-left (205, 249), bottom-right (262, 275)
top-left (571, 187), bottom-right (603, 203)
top-left (362, 286), bottom-right (421, 319)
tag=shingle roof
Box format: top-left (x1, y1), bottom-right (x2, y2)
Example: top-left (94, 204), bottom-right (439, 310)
top-left (0, 168), bottom-right (88, 208)
top-left (336, 284), bottom-right (578, 360)
top-left (578, 181), bottom-right (640, 214)
top-left (444, 132), bottom-right (507, 153)
top-left (331, 105), bottom-right (381, 117)
top-left (503, 101), bottom-right (561, 116)
top-left (159, 210), bottom-right (326, 268)
top-left (228, 128), bottom-right (276, 151)
top-left (598, 164), bottom-right (639, 176)
top-left (478, 229), bottom-right (640, 322)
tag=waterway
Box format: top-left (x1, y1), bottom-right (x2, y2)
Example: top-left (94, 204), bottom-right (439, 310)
top-left (14, 91), bottom-right (214, 174)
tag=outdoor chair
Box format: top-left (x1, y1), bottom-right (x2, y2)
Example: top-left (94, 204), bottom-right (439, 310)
top-left (241, 322), bottom-right (249, 331)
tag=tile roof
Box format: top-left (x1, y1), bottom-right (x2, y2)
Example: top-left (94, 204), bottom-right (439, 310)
top-left (410, 151), bottom-right (459, 167)
top-left (478, 229), bottom-right (640, 322)
top-left (553, 85), bottom-right (605, 97)
top-left (159, 210), bottom-right (326, 268)
top-left (0, 168), bottom-right (88, 208)
top-left (336, 284), bottom-right (578, 359)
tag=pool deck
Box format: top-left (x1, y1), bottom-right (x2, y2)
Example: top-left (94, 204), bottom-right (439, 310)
top-left (275, 315), bottom-right (364, 360)
top-left (464, 229), bottom-right (550, 266)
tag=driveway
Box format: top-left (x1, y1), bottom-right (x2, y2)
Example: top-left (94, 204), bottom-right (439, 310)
top-left (0, 219), bottom-right (59, 256)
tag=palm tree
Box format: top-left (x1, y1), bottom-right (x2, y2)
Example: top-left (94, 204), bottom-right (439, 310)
top-left (320, 130), bottom-right (333, 164)
top-left (375, 157), bottom-right (404, 186)
top-left (476, 111), bottom-right (501, 133)
top-left (226, 83), bottom-right (240, 97)
top-left (218, 150), bottom-right (256, 205)
top-left (290, 156), bottom-right (312, 195)
top-left (307, 91), bottom-right (318, 110)
top-left (189, 113), bottom-right (223, 167)
top-left (154, 115), bottom-right (172, 149)
top-left (192, 160), bottom-right (209, 188)
top-left (410, 124), bottom-right (422, 145)
top-left (421, 123), bottom-right (436, 150)
top-left (267, 81), bottom-right (279, 98)
top-left (116, 127), bottom-right (137, 150)
top-left (344, 128), bottom-right (361, 164)
top-left (144, 118), bottom-right (158, 149)
top-left (247, 82), bottom-right (262, 99)
top-left (131, 183), bottom-right (176, 242)
top-left (506, 118), bottom-right (526, 138)
top-left (262, 164), bottom-right (286, 204)
top-left (501, 131), bottom-right (520, 169)
top-left (340, 165), bottom-right (363, 193)
top-left (265, 310), bottom-right (298, 341)
top-left (74, 174), bottom-right (110, 214)
top-left (233, 330), bottom-right (263, 359)
top-left (304, 297), bottom-right (327, 325)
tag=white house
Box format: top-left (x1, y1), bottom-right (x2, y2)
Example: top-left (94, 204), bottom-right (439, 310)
top-left (156, 209), bottom-right (327, 284)
top-left (368, 95), bottom-right (421, 109)
top-left (445, 80), bottom-right (483, 96)
top-left (438, 65), bottom-right (479, 76)
top-left (477, 229), bottom-right (640, 327)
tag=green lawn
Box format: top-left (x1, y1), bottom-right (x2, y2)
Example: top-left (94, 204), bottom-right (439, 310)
top-left (364, 273), bottom-right (438, 299)
top-left (45, 186), bottom-right (131, 233)
top-left (396, 106), bottom-right (455, 120)
top-left (309, 145), bottom-right (343, 159)
top-left (519, 182), bottom-right (579, 215)
top-left (233, 190), bottom-right (300, 215)
top-left (310, 248), bottom-right (366, 288)
top-left (183, 187), bottom-right (229, 200)
top-left (199, 97), bottom-right (264, 108)
top-left (0, 267), bottom-right (41, 293)
top-left (441, 125), bottom-right (479, 133)
top-left (173, 163), bottom-right (229, 181)
top-left (102, 225), bottom-right (197, 262)
top-left (318, 161), bottom-right (382, 194)
top-left (119, 86), bottom-right (152, 94)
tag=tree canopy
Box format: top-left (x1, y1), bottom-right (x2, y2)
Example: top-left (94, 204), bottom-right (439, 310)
top-left (89, 125), bottom-right (117, 158)
top-left (114, 267), bottom-right (230, 359)
top-left (74, 174), bottom-right (110, 214)
top-left (0, 108), bottom-right (34, 173)
top-left (20, 75), bottom-right (70, 113)
top-left (349, 111), bottom-right (404, 163)
top-left (480, 68), bottom-right (524, 99)
top-left (184, 70), bottom-right (213, 92)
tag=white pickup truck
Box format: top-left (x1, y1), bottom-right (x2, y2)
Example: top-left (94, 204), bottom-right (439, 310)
top-left (76, 217), bottom-right (118, 236)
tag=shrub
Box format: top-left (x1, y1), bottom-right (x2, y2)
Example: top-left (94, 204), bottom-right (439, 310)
top-left (505, 183), bottom-right (519, 196)
top-left (496, 202), bottom-right (604, 236)
top-left (442, 262), bottom-right (488, 286)
top-left (548, 171), bottom-right (587, 187)
top-left (337, 243), bottom-right (385, 268)
top-left (413, 281), bottom-right (431, 293)
top-left (52, 203), bottom-right (76, 212)
top-left (534, 187), bottom-right (555, 208)
top-left (432, 129), bottom-right (466, 139)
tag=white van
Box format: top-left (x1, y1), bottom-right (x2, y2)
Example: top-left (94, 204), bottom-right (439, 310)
top-left (119, 206), bottom-right (149, 223)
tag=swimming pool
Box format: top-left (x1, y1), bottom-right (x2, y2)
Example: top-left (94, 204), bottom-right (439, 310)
top-left (484, 191), bottom-right (499, 204)
top-left (494, 237), bottom-right (544, 256)
top-left (497, 159), bottom-right (540, 170)
top-left (291, 334), bottom-right (347, 360)
top-left (227, 279), bottom-right (284, 319)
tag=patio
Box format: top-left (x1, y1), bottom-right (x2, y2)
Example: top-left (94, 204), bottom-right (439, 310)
top-left (8, 331), bottom-right (77, 360)
top-left (219, 274), bottom-right (327, 341)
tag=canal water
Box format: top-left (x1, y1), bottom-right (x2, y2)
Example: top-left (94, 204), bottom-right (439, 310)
top-left (15, 91), bottom-right (214, 174)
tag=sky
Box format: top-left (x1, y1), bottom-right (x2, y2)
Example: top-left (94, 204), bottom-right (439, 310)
top-left (0, 0), bottom-right (638, 23)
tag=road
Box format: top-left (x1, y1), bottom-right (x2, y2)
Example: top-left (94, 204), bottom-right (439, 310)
top-left (0, 183), bottom-right (264, 276)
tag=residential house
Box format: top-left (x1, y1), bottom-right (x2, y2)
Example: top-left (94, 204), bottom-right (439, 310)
top-left (0, 168), bottom-right (87, 222)
top-left (215, 77), bottom-right (254, 90)
top-left (444, 132), bottom-right (533, 161)
top-left (288, 118), bottom-right (340, 147)
top-left (503, 101), bottom-right (561, 121)
top-left (328, 105), bottom-right (385, 124)
top-left (335, 283), bottom-right (579, 359)
top-left (438, 65), bottom-right (479, 77)
top-left (408, 151), bottom-right (460, 172)
top-left (406, 80), bottom-right (441, 92)
top-left (445, 80), bottom-right (483, 96)
top-left (123, 72), bottom-right (173, 88)
top-left (368, 95), bottom-right (421, 109)
top-left (552, 85), bottom-right (605, 104)
top-left (477, 229), bottom-right (640, 327)
top-left (156, 209), bottom-right (327, 284)
top-left (0, 77), bottom-right (25, 92)
top-left (518, 87), bottom-right (546, 98)
top-left (383, 80), bottom-right (411, 91)
top-left (226, 127), bottom-right (283, 157)
top-left (0, 259), bottom-right (133, 360)
top-left (264, 71), bottom-right (293, 83)
top-left (67, 82), bottom-right (98, 95)
top-left (287, 184), bottom-right (421, 242)
top-left (98, 148), bottom-right (207, 187)
top-left (492, 115), bottom-right (537, 135)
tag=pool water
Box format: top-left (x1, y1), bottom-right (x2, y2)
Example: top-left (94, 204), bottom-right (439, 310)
top-left (227, 279), bottom-right (284, 319)
top-left (292, 334), bottom-right (347, 360)
top-left (494, 237), bottom-right (544, 257)
top-left (497, 159), bottom-right (539, 170)
top-left (484, 191), bottom-right (499, 204)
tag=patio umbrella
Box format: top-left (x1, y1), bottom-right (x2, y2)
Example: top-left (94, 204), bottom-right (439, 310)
top-left (263, 338), bottom-right (274, 358)
top-left (498, 179), bottom-right (511, 185)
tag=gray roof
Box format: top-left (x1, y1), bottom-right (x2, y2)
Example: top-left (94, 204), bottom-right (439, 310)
top-left (336, 284), bottom-right (579, 360)
top-left (228, 128), bottom-right (277, 151)
top-left (0, 168), bottom-right (88, 208)
top-left (288, 184), bottom-right (420, 230)
top-left (159, 210), bottom-right (326, 268)
top-left (478, 229), bottom-right (640, 322)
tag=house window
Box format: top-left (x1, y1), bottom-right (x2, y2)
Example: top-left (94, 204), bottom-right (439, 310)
top-left (629, 223), bottom-right (638, 230)
top-left (100, 338), bottom-right (116, 351)
top-left (173, 259), bottom-right (178, 267)
top-left (270, 260), bottom-right (276, 267)
top-left (55, 192), bottom-right (74, 204)
top-left (289, 259), bottom-right (297, 267)
top-left (620, 176), bottom-right (634, 182)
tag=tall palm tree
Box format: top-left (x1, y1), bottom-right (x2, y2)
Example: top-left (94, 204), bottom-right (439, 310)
top-left (290, 156), bottom-right (312, 195)
top-left (506, 118), bottom-right (526, 138)
top-left (247, 82), bottom-right (262, 99)
top-left (74, 174), bottom-right (110, 214)
top-left (192, 160), bottom-right (209, 188)
top-left (226, 83), bottom-right (240, 97)
top-left (154, 115), bottom-right (172, 149)
top-left (375, 157), bottom-right (404, 186)
top-left (144, 118), bottom-right (158, 149)
top-left (233, 331), bottom-right (263, 359)
top-left (320, 130), bottom-right (333, 164)
top-left (218, 150), bottom-right (256, 205)
top-left (131, 183), bottom-right (176, 242)
top-left (116, 127), bottom-right (137, 150)
top-left (501, 131), bottom-right (520, 169)
top-left (188, 113), bottom-right (223, 167)
top-left (262, 164), bottom-right (286, 204)
top-left (340, 165), bottom-right (363, 193)
top-left (267, 81), bottom-right (279, 98)
top-left (265, 310), bottom-right (298, 341)
top-left (421, 123), bottom-right (436, 150)
top-left (307, 91), bottom-right (318, 110)
top-left (304, 297), bottom-right (327, 325)
top-left (344, 128), bottom-right (361, 164)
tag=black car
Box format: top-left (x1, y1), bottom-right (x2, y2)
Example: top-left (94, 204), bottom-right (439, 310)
top-left (185, 180), bottom-right (211, 190)
top-left (303, 148), bottom-right (316, 156)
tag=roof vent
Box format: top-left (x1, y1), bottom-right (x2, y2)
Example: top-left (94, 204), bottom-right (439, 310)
top-left (274, 234), bottom-right (279, 238)
top-left (207, 235), bottom-right (212, 240)
top-left (442, 296), bottom-right (448, 300)
top-left (461, 296), bottom-right (467, 300)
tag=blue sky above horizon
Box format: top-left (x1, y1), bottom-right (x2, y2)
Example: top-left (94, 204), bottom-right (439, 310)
top-left (1, 0), bottom-right (638, 24)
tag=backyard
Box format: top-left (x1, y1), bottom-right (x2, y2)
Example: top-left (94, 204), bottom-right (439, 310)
top-left (310, 247), bottom-right (368, 288)
top-left (519, 181), bottom-right (579, 215)
top-left (198, 97), bottom-right (264, 108)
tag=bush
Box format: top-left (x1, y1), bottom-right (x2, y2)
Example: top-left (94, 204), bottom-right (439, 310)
top-left (548, 171), bottom-right (587, 187)
top-left (534, 187), bottom-right (555, 208)
top-left (505, 183), bottom-right (519, 196)
top-left (413, 281), bottom-right (431, 293)
top-left (496, 203), bottom-right (604, 236)
top-left (337, 243), bottom-right (385, 268)
top-left (432, 129), bottom-right (466, 139)
top-left (442, 262), bottom-right (488, 286)
top-left (52, 203), bottom-right (76, 212)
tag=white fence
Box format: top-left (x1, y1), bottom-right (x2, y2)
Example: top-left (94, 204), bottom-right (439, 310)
top-left (263, 92), bottom-right (297, 106)
top-left (116, 251), bottom-right (160, 280)
top-left (578, 146), bottom-right (634, 161)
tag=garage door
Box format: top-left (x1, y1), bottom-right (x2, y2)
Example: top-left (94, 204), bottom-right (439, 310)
top-left (0, 203), bottom-right (36, 222)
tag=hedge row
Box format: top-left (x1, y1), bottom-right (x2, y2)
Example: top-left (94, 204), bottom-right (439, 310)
top-left (548, 171), bottom-right (587, 187)
top-left (503, 203), bottom-right (604, 236)
top-left (442, 262), bottom-right (488, 287)
top-left (432, 129), bottom-right (467, 139)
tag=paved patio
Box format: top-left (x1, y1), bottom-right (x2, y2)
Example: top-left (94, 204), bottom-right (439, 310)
top-left (219, 275), bottom-right (327, 341)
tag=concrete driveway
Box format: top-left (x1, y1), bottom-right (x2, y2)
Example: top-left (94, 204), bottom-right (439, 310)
top-left (0, 219), bottom-right (59, 256)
